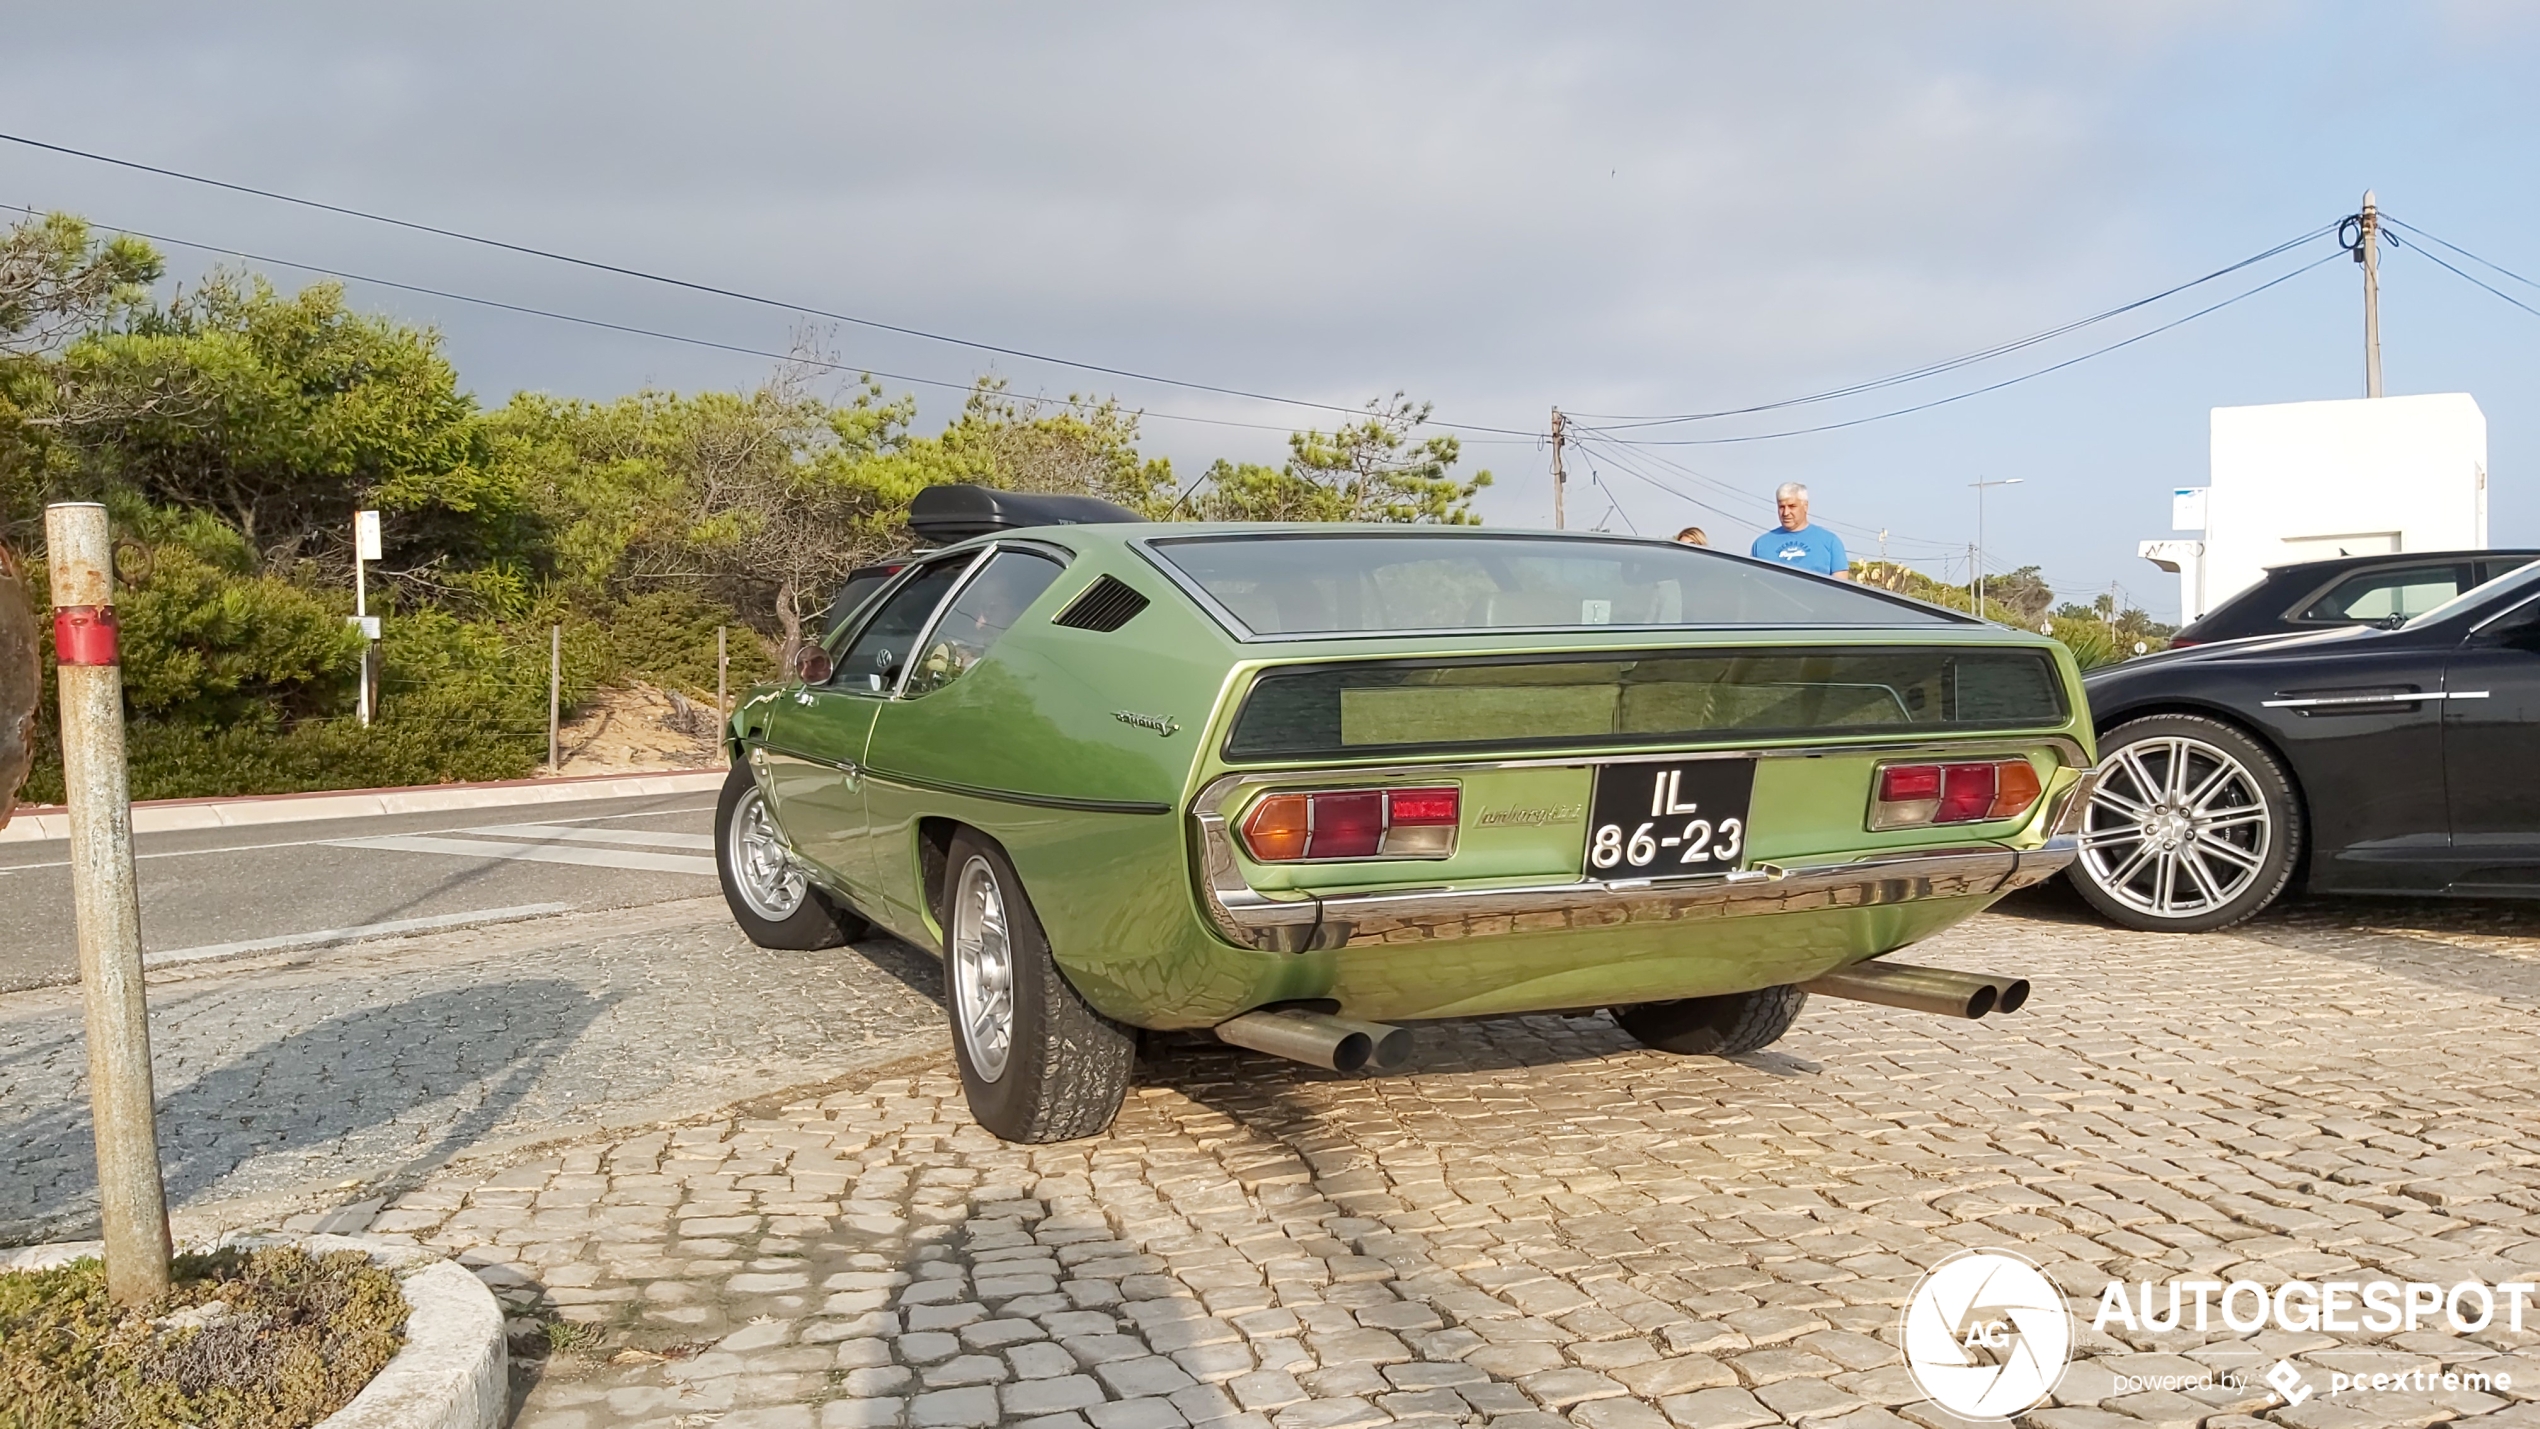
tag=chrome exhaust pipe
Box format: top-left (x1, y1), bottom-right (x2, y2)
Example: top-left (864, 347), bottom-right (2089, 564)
top-left (1215, 1010), bottom-right (1413, 1072)
top-left (1800, 961), bottom-right (2030, 1019)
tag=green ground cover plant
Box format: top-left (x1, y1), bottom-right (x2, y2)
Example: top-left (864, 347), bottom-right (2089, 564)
top-left (0, 1245), bottom-right (405, 1429)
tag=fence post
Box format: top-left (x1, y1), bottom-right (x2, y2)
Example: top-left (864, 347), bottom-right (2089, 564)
top-left (716, 625), bottom-right (728, 766)
top-left (548, 624), bottom-right (562, 775)
top-left (46, 502), bottom-right (172, 1304)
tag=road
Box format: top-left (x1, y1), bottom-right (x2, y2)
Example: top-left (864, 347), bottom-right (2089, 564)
top-left (0, 789), bottom-right (721, 992)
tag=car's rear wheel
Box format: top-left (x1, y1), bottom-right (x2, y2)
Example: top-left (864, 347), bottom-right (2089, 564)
top-left (942, 830), bottom-right (1134, 1143)
top-left (1613, 986), bottom-right (1807, 1056)
top-left (2068, 714), bottom-right (2301, 933)
top-left (715, 763), bottom-right (868, 949)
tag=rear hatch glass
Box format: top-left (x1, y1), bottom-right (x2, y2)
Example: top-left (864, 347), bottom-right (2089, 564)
top-left (1150, 532), bottom-right (1953, 637)
top-left (1226, 647), bottom-right (2068, 761)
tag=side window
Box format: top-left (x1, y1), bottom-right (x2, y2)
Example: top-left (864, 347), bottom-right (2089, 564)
top-left (833, 558), bottom-right (974, 693)
top-left (2297, 565), bottom-right (2466, 624)
top-left (902, 550), bottom-right (1065, 698)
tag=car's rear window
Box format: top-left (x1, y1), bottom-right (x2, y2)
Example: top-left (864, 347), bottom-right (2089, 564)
top-left (1225, 647), bottom-right (2069, 761)
top-left (1149, 533), bottom-right (1952, 637)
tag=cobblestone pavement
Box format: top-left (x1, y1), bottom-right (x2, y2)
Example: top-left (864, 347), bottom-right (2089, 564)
top-left (0, 897), bottom-right (943, 1244)
top-left (341, 890), bottom-right (2540, 1429)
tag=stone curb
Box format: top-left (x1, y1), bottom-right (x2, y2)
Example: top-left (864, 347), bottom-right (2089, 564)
top-left (0, 767), bottom-right (725, 843)
top-left (0, 1233), bottom-right (504, 1429)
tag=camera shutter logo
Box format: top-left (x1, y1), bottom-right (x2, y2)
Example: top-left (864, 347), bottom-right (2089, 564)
top-left (1902, 1250), bottom-right (2073, 1418)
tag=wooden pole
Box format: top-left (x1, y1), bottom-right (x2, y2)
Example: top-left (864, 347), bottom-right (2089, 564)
top-left (716, 626), bottom-right (728, 767)
top-left (548, 624), bottom-right (561, 775)
top-left (45, 502), bottom-right (172, 1304)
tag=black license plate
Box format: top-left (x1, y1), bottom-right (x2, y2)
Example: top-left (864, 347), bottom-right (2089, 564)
top-left (1585, 759), bottom-right (1756, 879)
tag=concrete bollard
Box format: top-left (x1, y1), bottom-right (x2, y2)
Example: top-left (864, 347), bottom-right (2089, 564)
top-left (46, 502), bottom-right (173, 1303)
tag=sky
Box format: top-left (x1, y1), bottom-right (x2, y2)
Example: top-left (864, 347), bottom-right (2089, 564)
top-left (5, 2), bottom-right (2539, 621)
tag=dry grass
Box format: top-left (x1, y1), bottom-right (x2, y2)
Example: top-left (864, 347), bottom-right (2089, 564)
top-left (0, 1246), bottom-right (405, 1429)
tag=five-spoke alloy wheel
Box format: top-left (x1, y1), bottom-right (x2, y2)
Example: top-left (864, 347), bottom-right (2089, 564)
top-left (713, 762), bottom-right (868, 950)
top-left (2069, 714), bottom-right (2301, 932)
top-left (941, 831), bottom-right (1135, 1142)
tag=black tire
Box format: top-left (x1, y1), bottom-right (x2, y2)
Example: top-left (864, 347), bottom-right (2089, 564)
top-left (714, 763), bottom-right (869, 950)
top-left (1613, 986), bottom-right (1808, 1056)
top-left (940, 831), bottom-right (1135, 1143)
top-left (2067, 713), bottom-right (2302, 933)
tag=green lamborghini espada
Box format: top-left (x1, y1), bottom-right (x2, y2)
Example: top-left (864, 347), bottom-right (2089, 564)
top-left (717, 485), bottom-right (2098, 1142)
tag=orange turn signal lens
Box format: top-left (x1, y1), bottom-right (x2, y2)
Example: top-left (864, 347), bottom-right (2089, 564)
top-left (1240, 793), bottom-right (1311, 862)
top-left (1989, 759), bottom-right (2043, 819)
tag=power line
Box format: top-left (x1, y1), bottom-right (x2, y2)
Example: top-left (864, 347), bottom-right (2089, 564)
top-left (6, 201), bottom-right (1533, 445)
top-left (0, 200), bottom-right (1362, 440)
top-left (1579, 249), bottom-right (2346, 446)
top-left (1570, 432), bottom-right (1962, 553)
top-left (2383, 215), bottom-right (2540, 292)
top-left (0, 129), bottom-right (1542, 438)
top-left (2382, 227), bottom-right (2540, 322)
top-left (1571, 224), bottom-right (2339, 428)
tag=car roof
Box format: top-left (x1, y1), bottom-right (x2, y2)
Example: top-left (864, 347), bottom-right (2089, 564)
top-left (2257, 547), bottom-right (2540, 576)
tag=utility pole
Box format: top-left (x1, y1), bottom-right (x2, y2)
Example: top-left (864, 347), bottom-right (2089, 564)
top-left (1548, 408), bottom-right (1567, 529)
top-left (46, 503), bottom-right (172, 1304)
top-left (716, 626), bottom-right (729, 767)
top-left (2358, 190), bottom-right (2383, 398)
top-left (1969, 477), bottom-right (2023, 619)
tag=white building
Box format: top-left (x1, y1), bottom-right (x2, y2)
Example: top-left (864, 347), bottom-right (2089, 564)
top-left (2143, 393), bottom-right (2489, 622)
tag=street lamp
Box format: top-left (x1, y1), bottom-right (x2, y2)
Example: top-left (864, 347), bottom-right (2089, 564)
top-left (1969, 478), bottom-right (2023, 619)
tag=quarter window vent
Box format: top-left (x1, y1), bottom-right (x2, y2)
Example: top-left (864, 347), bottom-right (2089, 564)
top-left (1052, 575), bottom-right (1149, 632)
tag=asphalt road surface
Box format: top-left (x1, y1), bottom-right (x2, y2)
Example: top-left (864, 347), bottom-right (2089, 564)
top-left (0, 789), bottom-right (721, 992)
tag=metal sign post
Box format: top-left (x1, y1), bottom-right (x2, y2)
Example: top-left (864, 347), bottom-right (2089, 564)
top-left (46, 502), bottom-right (173, 1304)
top-left (352, 510), bottom-right (381, 726)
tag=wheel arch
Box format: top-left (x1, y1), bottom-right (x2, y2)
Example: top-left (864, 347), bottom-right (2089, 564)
top-left (2088, 698), bottom-right (2316, 886)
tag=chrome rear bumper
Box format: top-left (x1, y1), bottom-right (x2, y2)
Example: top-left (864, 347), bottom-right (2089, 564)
top-left (1195, 764), bottom-right (2097, 954)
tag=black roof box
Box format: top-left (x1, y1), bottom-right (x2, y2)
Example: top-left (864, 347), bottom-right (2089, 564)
top-left (907, 484), bottom-right (1142, 544)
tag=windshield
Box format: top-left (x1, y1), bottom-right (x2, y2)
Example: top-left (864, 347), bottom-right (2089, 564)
top-left (1148, 532), bottom-right (1953, 638)
top-left (2405, 559), bottom-right (2540, 631)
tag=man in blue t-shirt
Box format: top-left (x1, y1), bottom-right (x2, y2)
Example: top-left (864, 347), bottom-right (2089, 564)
top-left (1749, 482), bottom-right (1850, 578)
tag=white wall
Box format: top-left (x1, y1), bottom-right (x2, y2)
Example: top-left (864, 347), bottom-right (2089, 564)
top-left (2159, 394), bottom-right (2488, 621)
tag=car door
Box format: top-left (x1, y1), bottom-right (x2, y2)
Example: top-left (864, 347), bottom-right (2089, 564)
top-left (765, 554), bottom-right (978, 895)
top-left (2443, 588), bottom-right (2540, 887)
top-left (856, 546), bottom-right (1069, 933)
top-left (2245, 632), bottom-right (2454, 891)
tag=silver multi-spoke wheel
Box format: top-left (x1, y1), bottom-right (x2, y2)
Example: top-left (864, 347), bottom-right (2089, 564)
top-left (950, 855), bottom-right (1017, 1083)
top-left (726, 787), bottom-right (808, 920)
top-left (2078, 734), bottom-right (2273, 921)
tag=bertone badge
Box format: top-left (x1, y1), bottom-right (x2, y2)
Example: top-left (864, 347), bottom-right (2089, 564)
top-left (1112, 710), bottom-right (1180, 737)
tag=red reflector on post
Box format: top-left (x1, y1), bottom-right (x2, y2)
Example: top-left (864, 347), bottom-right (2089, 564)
top-left (1386, 787), bottom-right (1459, 825)
top-left (53, 605), bottom-right (118, 667)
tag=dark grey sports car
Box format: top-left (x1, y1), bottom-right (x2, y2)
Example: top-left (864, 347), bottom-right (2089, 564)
top-left (2072, 559), bottom-right (2540, 930)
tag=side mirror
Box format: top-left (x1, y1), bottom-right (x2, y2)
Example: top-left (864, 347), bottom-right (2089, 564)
top-left (793, 646), bottom-right (834, 685)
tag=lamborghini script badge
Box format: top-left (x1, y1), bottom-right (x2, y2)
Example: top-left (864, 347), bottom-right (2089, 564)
top-left (1112, 710), bottom-right (1179, 737)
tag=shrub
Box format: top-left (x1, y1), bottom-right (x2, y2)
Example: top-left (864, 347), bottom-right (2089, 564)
top-left (0, 1246), bottom-right (405, 1429)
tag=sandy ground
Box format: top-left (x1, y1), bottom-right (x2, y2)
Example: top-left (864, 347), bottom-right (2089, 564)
top-left (555, 682), bottom-right (726, 777)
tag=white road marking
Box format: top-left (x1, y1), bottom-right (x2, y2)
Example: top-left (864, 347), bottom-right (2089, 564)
top-left (146, 903), bottom-right (576, 969)
top-left (0, 802), bottom-right (717, 874)
top-left (466, 823), bottom-right (714, 850)
top-left (330, 834), bottom-right (716, 876)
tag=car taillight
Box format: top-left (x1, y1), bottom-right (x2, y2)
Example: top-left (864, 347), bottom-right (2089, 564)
top-left (1868, 759), bottom-right (2043, 830)
top-left (1239, 785), bottom-right (1460, 861)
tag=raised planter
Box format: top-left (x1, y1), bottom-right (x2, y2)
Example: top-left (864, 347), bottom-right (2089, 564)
top-left (1, 1232), bottom-right (505, 1429)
